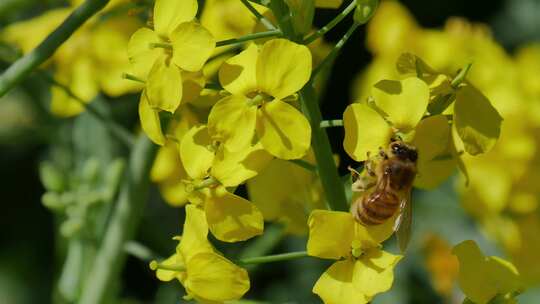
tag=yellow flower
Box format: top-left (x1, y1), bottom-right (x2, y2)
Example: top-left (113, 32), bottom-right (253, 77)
top-left (307, 210), bottom-right (402, 304)
top-left (2, 3), bottom-right (140, 117)
top-left (247, 152), bottom-right (324, 235)
top-left (127, 0), bottom-right (215, 144)
top-left (151, 205), bottom-right (250, 303)
top-left (208, 39), bottom-right (312, 159)
top-left (452, 240), bottom-right (523, 304)
top-left (178, 124), bottom-right (272, 242)
top-left (344, 76), bottom-right (456, 189)
top-left (201, 0), bottom-right (268, 41)
top-left (421, 234), bottom-right (459, 297)
top-left (150, 108), bottom-right (200, 206)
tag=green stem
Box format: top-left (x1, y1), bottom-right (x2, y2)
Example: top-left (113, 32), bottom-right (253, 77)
top-left (320, 119), bottom-right (343, 128)
top-left (303, 0), bottom-right (357, 44)
top-left (240, 0), bottom-right (276, 30)
top-left (79, 135), bottom-right (157, 304)
top-left (216, 29), bottom-right (283, 47)
top-left (312, 22), bottom-right (360, 77)
top-left (0, 0), bottom-right (110, 97)
top-left (238, 251), bottom-right (309, 265)
top-left (41, 72), bottom-right (135, 147)
top-left (238, 225), bottom-right (285, 271)
top-left (299, 86), bottom-right (349, 211)
top-left (451, 62), bottom-right (473, 88)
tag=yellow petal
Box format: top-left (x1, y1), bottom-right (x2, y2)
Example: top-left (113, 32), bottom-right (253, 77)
top-left (146, 56), bottom-right (183, 113)
top-left (151, 142), bottom-right (180, 182)
top-left (126, 27), bottom-right (162, 80)
top-left (452, 240), bottom-right (522, 304)
top-left (171, 22), bottom-right (216, 72)
top-left (307, 210), bottom-right (354, 259)
top-left (179, 205), bottom-right (214, 262)
top-left (159, 178), bottom-right (190, 207)
top-left (181, 71), bottom-right (206, 104)
top-left (257, 39), bottom-right (312, 99)
top-left (205, 189), bottom-right (264, 242)
top-left (256, 100), bottom-right (311, 160)
top-left (1, 8), bottom-right (71, 55)
top-left (185, 252), bottom-right (249, 301)
top-left (153, 0), bottom-right (198, 38)
top-left (343, 103), bottom-right (392, 161)
top-left (372, 77), bottom-right (429, 131)
top-left (313, 260), bottom-right (369, 304)
top-left (207, 95), bottom-right (257, 152)
top-left (153, 143), bottom-right (191, 207)
top-left (366, 1), bottom-right (417, 55)
top-left (352, 215), bottom-right (396, 248)
top-left (179, 125), bottom-right (215, 180)
top-left (219, 44), bottom-right (259, 95)
top-left (412, 115), bottom-right (456, 189)
top-left (454, 85), bottom-right (503, 155)
top-left (354, 249), bottom-right (401, 297)
top-left (211, 143), bottom-right (273, 187)
top-left (247, 154), bottom-right (322, 233)
top-left (139, 91), bottom-right (166, 145)
top-left (155, 253), bottom-right (185, 282)
top-left (50, 57), bottom-right (98, 117)
top-left (201, 0), bottom-right (264, 41)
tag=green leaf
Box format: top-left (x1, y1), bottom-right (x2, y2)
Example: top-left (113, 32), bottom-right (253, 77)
top-left (454, 85), bottom-right (503, 155)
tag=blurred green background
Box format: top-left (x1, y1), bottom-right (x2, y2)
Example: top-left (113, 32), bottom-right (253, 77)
top-left (1, 0), bottom-right (540, 303)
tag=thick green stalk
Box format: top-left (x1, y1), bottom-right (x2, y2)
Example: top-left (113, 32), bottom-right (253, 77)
top-left (0, 0), bottom-right (110, 97)
top-left (79, 136), bottom-right (157, 304)
top-left (268, 0), bottom-right (349, 211)
top-left (299, 86), bottom-right (349, 211)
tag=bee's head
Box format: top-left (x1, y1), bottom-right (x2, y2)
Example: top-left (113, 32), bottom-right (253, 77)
top-left (389, 141), bottom-right (418, 162)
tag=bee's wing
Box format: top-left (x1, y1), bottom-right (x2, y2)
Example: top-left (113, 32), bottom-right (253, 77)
top-left (394, 189), bottom-right (412, 253)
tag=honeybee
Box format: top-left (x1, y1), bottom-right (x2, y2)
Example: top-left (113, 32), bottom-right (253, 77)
top-left (350, 140), bottom-right (418, 252)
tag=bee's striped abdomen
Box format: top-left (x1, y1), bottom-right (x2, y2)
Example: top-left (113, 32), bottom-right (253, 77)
top-left (356, 190), bottom-right (400, 225)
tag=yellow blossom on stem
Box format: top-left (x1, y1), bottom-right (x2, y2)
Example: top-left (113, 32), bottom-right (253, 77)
top-left (151, 205), bottom-right (250, 303)
top-left (452, 240), bottom-right (523, 304)
top-left (178, 124), bottom-right (272, 242)
top-left (208, 39), bottom-right (312, 159)
top-left (127, 0), bottom-right (215, 144)
top-left (307, 210), bottom-right (402, 304)
top-left (247, 152), bottom-right (324, 235)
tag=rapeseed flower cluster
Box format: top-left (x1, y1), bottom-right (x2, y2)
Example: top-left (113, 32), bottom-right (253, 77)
top-left (2, 0), bottom-right (140, 116)
top-left (354, 0), bottom-right (536, 299)
top-left (2, 0), bottom-right (521, 303)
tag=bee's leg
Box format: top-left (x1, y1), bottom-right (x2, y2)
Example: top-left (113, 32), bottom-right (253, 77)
top-left (365, 159), bottom-right (376, 177)
top-left (351, 174), bottom-right (376, 192)
top-left (348, 166), bottom-right (361, 182)
top-left (378, 146), bottom-right (388, 159)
